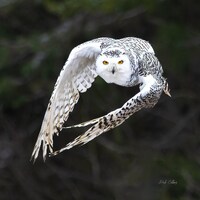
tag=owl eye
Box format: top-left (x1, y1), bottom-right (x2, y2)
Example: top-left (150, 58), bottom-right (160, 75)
top-left (118, 60), bottom-right (124, 64)
top-left (103, 60), bottom-right (109, 65)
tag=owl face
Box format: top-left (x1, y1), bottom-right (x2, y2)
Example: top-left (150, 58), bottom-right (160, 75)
top-left (96, 48), bottom-right (132, 86)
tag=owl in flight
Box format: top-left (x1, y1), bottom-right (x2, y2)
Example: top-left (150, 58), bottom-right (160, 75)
top-left (31, 37), bottom-right (170, 162)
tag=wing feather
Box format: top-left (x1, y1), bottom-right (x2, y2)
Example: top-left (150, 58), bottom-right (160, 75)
top-left (50, 51), bottom-right (169, 157)
top-left (50, 75), bottom-right (165, 157)
top-left (31, 37), bottom-right (169, 162)
top-left (31, 40), bottom-right (106, 162)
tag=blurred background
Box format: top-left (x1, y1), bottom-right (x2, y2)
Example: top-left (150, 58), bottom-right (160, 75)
top-left (0, 0), bottom-right (200, 199)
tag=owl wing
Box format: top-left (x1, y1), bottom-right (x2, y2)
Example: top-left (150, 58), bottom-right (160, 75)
top-left (31, 39), bottom-right (110, 162)
top-left (50, 53), bottom-right (168, 157)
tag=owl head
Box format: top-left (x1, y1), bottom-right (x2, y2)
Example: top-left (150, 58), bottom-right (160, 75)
top-left (96, 47), bottom-right (132, 86)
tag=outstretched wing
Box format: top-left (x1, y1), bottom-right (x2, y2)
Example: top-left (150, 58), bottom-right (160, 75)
top-left (50, 75), bottom-right (165, 157)
top-left (50, 53), bottom-right (169, 157)
top-left (31, 38), bottom-right (112, 162)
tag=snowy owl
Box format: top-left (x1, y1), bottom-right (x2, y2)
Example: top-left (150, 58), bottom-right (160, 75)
top-left (31, 37), bottom-right (170, 162)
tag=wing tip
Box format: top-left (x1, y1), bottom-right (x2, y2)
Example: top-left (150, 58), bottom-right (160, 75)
top-left (30, 145), bottom-right (41, 164)
top-left (49, 145), bottom-right (70, 157)
top-left (30, 135), bottom-right (50, 163)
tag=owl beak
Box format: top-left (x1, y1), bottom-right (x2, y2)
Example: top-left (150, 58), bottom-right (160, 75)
top-left (111, 67), bottom-right (116, 74)
top-left (110, 64), bottom-right (116, 74)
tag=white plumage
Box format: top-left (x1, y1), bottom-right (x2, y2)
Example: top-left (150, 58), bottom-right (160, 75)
top-left (31, 37), bottom-right (170, 162)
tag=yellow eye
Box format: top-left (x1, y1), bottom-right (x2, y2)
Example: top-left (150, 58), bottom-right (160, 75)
top-left (118, 60), bottom-right (124, 64)
top-left (103, 60), bottom-right (109, 65)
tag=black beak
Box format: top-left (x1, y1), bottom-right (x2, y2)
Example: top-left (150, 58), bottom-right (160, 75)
top-left (112, 67), bottom-right (115, 74)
